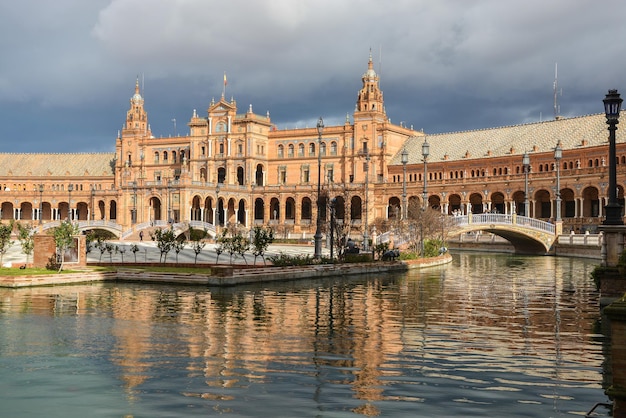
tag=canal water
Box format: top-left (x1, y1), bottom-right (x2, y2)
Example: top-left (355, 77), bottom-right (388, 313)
top-left (0, 253), bottom-right (610, 417)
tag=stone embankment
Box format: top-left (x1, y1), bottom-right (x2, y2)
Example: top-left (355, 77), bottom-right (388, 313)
top-left (0, 254), bottom-right (453, 288)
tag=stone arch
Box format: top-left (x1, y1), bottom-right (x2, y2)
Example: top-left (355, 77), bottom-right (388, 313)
top-left (150, 197), bottom-right (162, 222)
top-left (255, 164), bottom-right (265, 186)
top-left (388, 196), bottom-right (401, 219)
top-left (98, 200), bottom-right (106, 220)
top-left (469, 193), bottom-right (483, 214)
top-left (428, 195), bottom-right (441, 210)
top-left (270, 197), bottom-right (280, 222)
top-left (582, 186), bottom-right (600, 217)
top-left (238, 199), bottom-right (246, 226)
top-left (191, 195), bottom-right (202, 221)
top-left (491, 192), bottom-right (505, 213)
top-left (76, 202), bottom-right (88, 220)
top-left (20, 202), bottom-right (33, 221)
top-left (301, 197), bottom-right (312, 221)
top-left (561, 188), bottom-right (575, 218)
top-left (350, 195), bottom-right (362, 220)
top-left (408, 195), bottom-right (420, 219)
top-left (254, 198), bottom-right (265, 223)
top-left (534, 189), bottom-right (551, 218)
top-left (333, 195), bottom-right (346, 220)
top-left (448, 193), bottom-right (462, 214)
top-left (237, 166), bottom-right (244, 185)
top-left (217, 167), bottom-right (226, 184)
top-left (285, 197), bottom-right (296, 221)
top-left (512, 191), bottom-right (526, 216)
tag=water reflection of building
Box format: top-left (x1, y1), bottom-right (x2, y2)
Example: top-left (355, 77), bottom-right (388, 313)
top-left (0, 261), bottom-right (603, 409)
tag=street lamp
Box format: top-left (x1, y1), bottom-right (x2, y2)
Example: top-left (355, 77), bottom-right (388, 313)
top-left (401, 148), bottom-right (408, 220)
top-left (362, 149), bottom-right (371, 252)
top-left (38, 184), bottom-right (44, 225)
top-left (421, 139), bottom-right (430, 256)
top-left (329, 198), bottom-right (336, 261)
top-left (523, 152), bottom-right (530, 217)
top-left (314, 117), bottom-right (324, 259)
top-left (68, 183), bottom-right (73, 220)
top-left (554, 142), bottom-right (562, 222)
top-left (167, 179), bottom-right (172, 224)
top-left (90, 185), bottom-right (95, 221)
top-left (603, 89), bottom-right (623, 225)
top-left (131, 181), bottom-right (137, 224)
top-left (215, 183), bottom-right (221, 233)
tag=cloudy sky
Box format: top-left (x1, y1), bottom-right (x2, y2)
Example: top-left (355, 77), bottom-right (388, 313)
top-left (1, 0), bottom-right (626, 153)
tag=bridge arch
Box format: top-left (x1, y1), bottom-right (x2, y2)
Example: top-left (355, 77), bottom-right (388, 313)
top-left (450, 214), bottom-right (556, 254)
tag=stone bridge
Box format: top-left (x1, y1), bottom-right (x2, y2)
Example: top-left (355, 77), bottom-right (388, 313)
top-left (41, 220), bottom-right (217, 240)
top-left (449, 213), bottom-right (557, 254)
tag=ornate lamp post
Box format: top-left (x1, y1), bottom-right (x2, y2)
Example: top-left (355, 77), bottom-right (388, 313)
top-left (131, 181), bottom-right (137, 224)
top-left (90, 185), bottom-right (95, 221)
top-left (68, 183), bottom-right (73, 220)
top-left (362, 149), bottom-right (371, 252)
top-left (603, 89), bottom-right (623, 225)
top-left (523, 152), bottom-right (530, 217)
top-left (401, 148), bottom-right (408, 220)
top-left (167, 179), bottom-right (173, 224)
top-left (554, 142), bottom-right (562, 222)
top-left (314, 117), bottom-right (324, 258)
top-left (421, 139), bottom-right (430, 255)
top-left (215, 183), bottom-right (221, 234)
top-left (38, 184), bottom-right (44, 225)
top-left (329, 197), bottom-right (336, 261)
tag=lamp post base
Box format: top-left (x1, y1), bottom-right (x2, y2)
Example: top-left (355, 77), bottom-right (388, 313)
top-left (314, 231), bottom-right (323, 259)
top-left (604, 203), bottom-right (624, 226)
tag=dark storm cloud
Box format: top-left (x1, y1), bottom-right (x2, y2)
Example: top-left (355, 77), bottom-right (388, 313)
top-left (0, 0), bottom-right (625, 152)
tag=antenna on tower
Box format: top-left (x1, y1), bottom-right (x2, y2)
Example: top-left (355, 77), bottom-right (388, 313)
top-left (553, 63), bottom-right (562, 119)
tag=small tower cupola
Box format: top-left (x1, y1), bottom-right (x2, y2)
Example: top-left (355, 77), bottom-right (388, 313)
top-left (123, 77), bottom-right (149, 135)
top-left (355, 51), bottom-right (385, 115)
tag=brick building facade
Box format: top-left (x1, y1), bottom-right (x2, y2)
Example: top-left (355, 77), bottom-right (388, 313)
top-left (0, 55), bottom-right (624, 239)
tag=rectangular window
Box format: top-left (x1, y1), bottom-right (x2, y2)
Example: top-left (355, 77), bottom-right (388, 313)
top-left (303, 167), bottom-right (310, 183)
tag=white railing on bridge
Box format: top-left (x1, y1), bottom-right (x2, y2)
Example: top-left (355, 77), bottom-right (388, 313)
top-left (451, 214), bottom-right (556, 235)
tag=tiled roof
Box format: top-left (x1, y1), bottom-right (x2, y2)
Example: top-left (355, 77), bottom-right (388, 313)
top-left (0, 153), bottom-right (116, 177)
top-left (392, 112), bottom-right (624, 165)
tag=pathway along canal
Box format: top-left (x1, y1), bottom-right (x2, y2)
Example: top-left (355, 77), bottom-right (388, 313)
top-left (0, 253), bottom-right (610, 417)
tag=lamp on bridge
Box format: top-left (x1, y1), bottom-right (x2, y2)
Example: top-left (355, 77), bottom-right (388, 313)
top-left (523, 152), bottom-right (530, 217)
top-left (603, 89), bottom-right (623, 225)
top-left (554, 142), bottom-right (562, 223)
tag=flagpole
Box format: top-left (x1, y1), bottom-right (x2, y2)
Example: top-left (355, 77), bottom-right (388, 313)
top-left (222, 72), bottom-right (227, 98)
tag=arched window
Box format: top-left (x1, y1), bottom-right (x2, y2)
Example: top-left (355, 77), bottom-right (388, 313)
top-left (298, 143), bottom-right (305, 157)
top-left (309, 143), bottom-right (316, 156)
top-left (278, 145), bottom-right (284, 158)
top-left (320, 142), bottom-right (326, 156)
top-left (163, 151), bottom-right (168, 162)
top-left (330, 141), bottom-right (337, 156)
top-left (288, 144), bottom-right (294, 158)
top-left (154, 152), bottom-right (159, 164)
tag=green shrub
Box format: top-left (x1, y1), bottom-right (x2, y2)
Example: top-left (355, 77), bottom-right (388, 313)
top-left (398, 251), bottom-right (418, 260)
top-left (344, 253), bottom-right (372, 263)
top-left (268, 252), bottom-right (314, 267)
